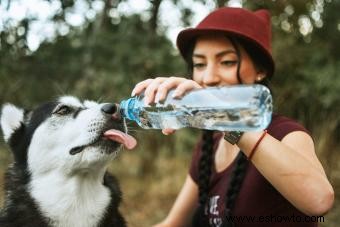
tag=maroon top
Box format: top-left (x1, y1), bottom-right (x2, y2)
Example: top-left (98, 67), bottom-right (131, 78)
top-left (189, 114), bottom-right (318, 227)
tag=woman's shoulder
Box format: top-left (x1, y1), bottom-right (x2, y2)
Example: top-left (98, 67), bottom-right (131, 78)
top-left (267, 113), bottom-right (311, 141)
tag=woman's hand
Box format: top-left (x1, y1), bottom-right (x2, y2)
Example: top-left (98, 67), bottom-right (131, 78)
top-left (131, 77), bottom-right (202, 135)
top-left (132, 77), bottom-right (201, 103)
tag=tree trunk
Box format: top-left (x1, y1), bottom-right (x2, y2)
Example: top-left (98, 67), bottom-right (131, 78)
top-left (149, 0), bottom-right (162, 34)
top-left (217, 0), bottom-right (228, 7)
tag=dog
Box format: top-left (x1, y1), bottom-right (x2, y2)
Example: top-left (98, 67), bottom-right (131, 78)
top-left (0, 96), bottom-right (137, 227)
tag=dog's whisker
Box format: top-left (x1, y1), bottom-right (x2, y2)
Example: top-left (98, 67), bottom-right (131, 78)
top-left (96, 96), bottom-right (105, 103)
top-left (54, 83), bottom-right (67, 96)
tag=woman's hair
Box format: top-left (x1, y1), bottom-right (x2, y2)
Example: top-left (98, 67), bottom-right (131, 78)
top-left (192, 130), bottom-right (214, 227)
top-left (192, 133), bottom-right (249, 227)
top-left (222, 152), bottom-right (248, 227)
top-left (188, 34), bottom-right (271, 226)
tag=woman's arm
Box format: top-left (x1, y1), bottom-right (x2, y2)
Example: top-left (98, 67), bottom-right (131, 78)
top-left (153, 175), bottom-right (199, 227)
top-left (238, 130), bottom-right (334, 216)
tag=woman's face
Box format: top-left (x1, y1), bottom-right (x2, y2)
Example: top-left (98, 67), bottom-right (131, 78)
top-left (192, 34), bottom-right (264, 87)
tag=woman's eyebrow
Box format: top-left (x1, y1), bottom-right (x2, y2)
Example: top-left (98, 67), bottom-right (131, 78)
top-left (193, 49), bottom-right (236, 59)
top-left (216, 49), bottom-right (236, 58)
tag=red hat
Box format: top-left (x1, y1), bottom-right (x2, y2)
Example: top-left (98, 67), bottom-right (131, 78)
top-left (176, 7), bottom-right (275, 77)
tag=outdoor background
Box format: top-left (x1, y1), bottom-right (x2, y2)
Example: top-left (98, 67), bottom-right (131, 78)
top-left (0, 0), bottom-right (339, 226)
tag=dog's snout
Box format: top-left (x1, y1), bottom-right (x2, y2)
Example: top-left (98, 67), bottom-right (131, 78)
top-left (101, 103), bottom-right (122, 120)
top-left (101, 103), bottom-right (118, 114)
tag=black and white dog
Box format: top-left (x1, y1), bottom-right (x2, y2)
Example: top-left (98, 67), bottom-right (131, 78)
top-left (0, 96), bottom-right (137, 227)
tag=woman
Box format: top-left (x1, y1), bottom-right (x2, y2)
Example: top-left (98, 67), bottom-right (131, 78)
top-left (132, 7), bottom-right (334, 227)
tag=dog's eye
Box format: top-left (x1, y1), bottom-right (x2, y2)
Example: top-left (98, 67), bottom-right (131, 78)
top-left (54, 105), bottom-right (72, 115)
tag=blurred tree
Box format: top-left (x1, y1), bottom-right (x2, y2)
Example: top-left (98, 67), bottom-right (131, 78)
top-left (0, 1), bottom-right (339, 225)
top-left (217, 0), bottom-right (228, 7)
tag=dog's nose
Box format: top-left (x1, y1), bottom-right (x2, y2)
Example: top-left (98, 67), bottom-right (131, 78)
top-left (101, 103), bottom-right (122, 120)
top-left (101, 103), bottom-right (118, 114)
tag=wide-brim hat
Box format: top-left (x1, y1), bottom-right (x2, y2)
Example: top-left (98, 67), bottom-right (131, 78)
top-left (176, 7), bottom-right (275, 78)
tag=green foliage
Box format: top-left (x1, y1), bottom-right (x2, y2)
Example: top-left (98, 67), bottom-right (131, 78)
top-left (0, 1), bottom-right (339, 226)
top-left (271, 0), bottom-right (340, 149)
top-left (0, 15), bottom-right (185, 104)
top-left (73, 14), bottom-right (186, 102)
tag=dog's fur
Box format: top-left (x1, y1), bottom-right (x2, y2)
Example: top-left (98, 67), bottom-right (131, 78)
top-left (0, 96), bottom-right (135, 227)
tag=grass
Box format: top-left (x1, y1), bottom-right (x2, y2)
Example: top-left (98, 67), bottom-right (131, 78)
top-left (108, 129), bottom-right (196, 226)
top-left (110, 150), bottom-right (191, 227)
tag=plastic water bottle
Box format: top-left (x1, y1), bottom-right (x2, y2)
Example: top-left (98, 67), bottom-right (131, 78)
top-left (119, 85), bottom-right (272, 131)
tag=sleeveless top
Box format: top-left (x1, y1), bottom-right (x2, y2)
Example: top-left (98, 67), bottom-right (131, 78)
top-left (189, 114), bottom-right (318, 227)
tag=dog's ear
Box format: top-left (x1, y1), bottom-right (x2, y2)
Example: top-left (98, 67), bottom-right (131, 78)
top-left (1, 103), bottom-right (25, 142)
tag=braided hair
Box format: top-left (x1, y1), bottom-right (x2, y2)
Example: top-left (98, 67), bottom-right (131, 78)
top-left (222, 152), bottom-right (248, 227)
top-left (191, 131), bottom-right (249, 227)
top-left (192, 130), bottom-right (214, 227)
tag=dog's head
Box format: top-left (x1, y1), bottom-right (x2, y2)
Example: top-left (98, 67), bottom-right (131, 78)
top-left (0, 96), bottom-right (137, 175)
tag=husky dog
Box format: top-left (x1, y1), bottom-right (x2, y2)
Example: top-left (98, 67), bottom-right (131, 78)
top-left (0, 96), bottom-right (137, 227)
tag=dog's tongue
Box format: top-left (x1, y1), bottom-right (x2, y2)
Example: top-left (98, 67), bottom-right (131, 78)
top-left (104, 130), bottom-right (137, 150)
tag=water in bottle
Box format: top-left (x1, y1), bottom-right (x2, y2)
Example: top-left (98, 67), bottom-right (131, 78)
top-left (119, 85), bottom-right (272, 131)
